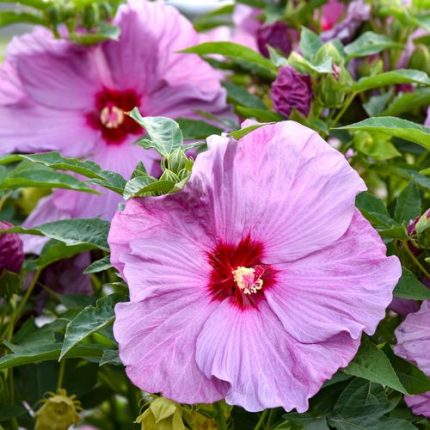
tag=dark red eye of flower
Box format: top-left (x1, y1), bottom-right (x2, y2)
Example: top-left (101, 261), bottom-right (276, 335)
top-left (86, 88), bottom-right (143, 145)
top-left (207, 235), bottom-right (277, 308)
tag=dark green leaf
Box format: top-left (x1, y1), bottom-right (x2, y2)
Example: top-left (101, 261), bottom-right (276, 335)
top-left (394, 183), bottom-right (421, 223)
top-left (337, 117), bottom-right (430, 151)
top-left (4, 218), bottom-right (110, 251)
top-left (222, 81), bottom-right (266, 109)
top-left (352, 69), bottom-right (430, 92)
top-left (363, 91), bottom-right (393, 117)
top-left (176, 118), bottom-right (222, 140)
top-left (343, 337), bottom-right (407, 394)
top-left (99, 349), bottom-right (121, 366)
top-left (236, 106), bottom-right (283, 122)
top-left (381, 88), bottom-right (430, 116)
top-left (59, 295), bottom-right (122, 360)
top-left (0, 405), bottom-right (26, 422)
top-left (182, 41), bottom-right (278, 76)
top-left (344, 32), bottom-right (402, 59)
top-left (394, 268), bottom-right (430, 300)
top-left (84, 256), bottom-right (112, 274)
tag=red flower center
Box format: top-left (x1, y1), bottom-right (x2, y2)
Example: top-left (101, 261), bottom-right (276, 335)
top-left (207, 236), bottom-right (276, 308)
top-left (86, 88), bottom-right (143, 145)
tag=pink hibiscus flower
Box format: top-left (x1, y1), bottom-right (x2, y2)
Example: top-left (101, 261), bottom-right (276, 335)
top-left (109, 121), bottom-right (401, 412)
top-left (0, 0), bottom-right (228, 253)
top-left (395, 301), bottom-right (430, 418)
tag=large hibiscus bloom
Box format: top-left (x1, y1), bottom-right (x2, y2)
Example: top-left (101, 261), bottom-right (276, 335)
top-left (395, 301), bottom-right (430, 418)
top-left (109, 121), bottom-right (401, 412)
top-left (0, 0), bottom-right (228, 252)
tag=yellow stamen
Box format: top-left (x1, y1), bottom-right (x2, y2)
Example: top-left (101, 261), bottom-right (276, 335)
top-left (232, 266), bottom-right (263, 295)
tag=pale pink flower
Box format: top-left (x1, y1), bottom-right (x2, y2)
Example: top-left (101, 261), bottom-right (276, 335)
top-left (0, 0), bottom-right (228, 253)
top-left (110, 121), bottom-right (401, 412)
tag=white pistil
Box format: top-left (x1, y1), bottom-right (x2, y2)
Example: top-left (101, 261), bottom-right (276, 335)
top-left (100, 105), bottom-right (125, 129)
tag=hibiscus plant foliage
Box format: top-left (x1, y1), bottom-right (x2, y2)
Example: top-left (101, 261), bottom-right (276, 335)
top-left (1, 0), bottom-right (430, 429)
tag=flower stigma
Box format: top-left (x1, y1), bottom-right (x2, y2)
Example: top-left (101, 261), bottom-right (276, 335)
top-left (100, 105), bottom-right (125, 129)
top-left (232, 266), bottom-right (264, 295)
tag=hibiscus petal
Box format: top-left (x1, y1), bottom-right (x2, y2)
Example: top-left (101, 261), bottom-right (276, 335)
top-left (404, 393), bottom-right (430, 419)
top-left (193, 121), bottom-right (366, 261)
top-left (0, 105), bottom-right (97, 156)
top-left (195, 300), bottom-right (359, 412)
top-left (113, 291), bottom-right (228, 403)
top-left (265, 210), bottom-right (401, 343)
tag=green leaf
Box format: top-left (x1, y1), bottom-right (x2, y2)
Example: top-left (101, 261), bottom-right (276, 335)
top-left (84, 256), bottom-right (112, 274)
top-left (354, 132), bottom-right (401, 160)
top-left (329, 416), bottom-right (418, 430)
top-left (351, 69), bottom-right (430, 92)
top-left (0, 10), bottom-right (45, 27)
top-left (0, 405), bottom-right (26, 422)
top-left (230, 124), bottom-right (265, 140)
top-left (288, 51), bottom-right (332, 75)
top-left (130, 109), bottom-right (183, 157)
top-left (123, 175), bottom-right (175, 199)
top-left (356, 192), bottom-right (408, 240)
top-left (236, 106), bottom-right (284, 122)
top-left (299, 27), bottom-right (323, 60)
top-left (222, 81), bottom-right (266, 109)
top-left (176, 118), bottom-right (222, 140)
top-left (394, 183), bottom-right (421, 223)
top-left (337, 117), bottom-right (430, 151)
top-left (182, 41), bottom-right (278, 76)
top-left (0, 343), bottom-right (105, 370)
top-left (381, 88), bottom-right (430, 116)
top-left (27, 240), bottom-right (94, 271)
top-left (99, 349), bottom-right (121, 366)
top-left (363, 91), bottom-right (393, 117)
top-left (59, 295), bottom-right (122, 360)
top-left (344, 32), bottom-right (402, 59)
top-left (69, 23), bottom-right (120, 45)
top-left (393, 268), bottom-right (430, 300)
top-left (0, 152), bottom-right (126, 194)
top-left (343, 337), bottom-right (407, 394)
top-left (4, 218), bottom-right (110, 251)
top-left (0, 164), bottom-right (97, 193)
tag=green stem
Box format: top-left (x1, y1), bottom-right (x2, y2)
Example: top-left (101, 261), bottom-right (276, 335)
top-left (331, 92), bottom-right (357, 127)
top-left (404, 242), bottom-right (430, 279)
top-left (57, 359), bottom-right (66, 390)
top-left (213, 402), bottom-right (228, 430)
top-left (254, 410), bottom-right (269, 430)
top-left (6, 270), bottom-right (41, 341)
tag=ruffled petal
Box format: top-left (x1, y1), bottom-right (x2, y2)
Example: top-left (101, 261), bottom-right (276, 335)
top-left (113, 290), bottom-right (228, 403)
top-left (395, 301), bottom-right (430, 373)
top-left (0, 104), bottom-right (97, 156)
top-left (195, 300), bottom-right (359, 412)
top-left (191, 121), bottom-right (366, 261)
top-left (12, 31), bottom-right (101, 110)
top-left (265, 211), bottom-right (401, 343)
top-left (404, 393), bottom-right (430, 419)
top-left (109, 198), bottom-right (214, 301)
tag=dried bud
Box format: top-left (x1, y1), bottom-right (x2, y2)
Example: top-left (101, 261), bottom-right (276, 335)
top-left (256, 21), bottom-right (292, 58)
top-left (35, 389), bottom-right (81, 430)
top-left (0, 222), bottom-right (24, 274)
top-left (271, 66), bottom-right (312, 118)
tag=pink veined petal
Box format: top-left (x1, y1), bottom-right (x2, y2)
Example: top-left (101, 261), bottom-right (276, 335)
top-left (395, 301), bottom-right (430, 374)
top-left (12, 29), bottom-right (102, 110)
top-left (109, 197), bottom-right (215, 300)
top-left (192, 121), bottom-right (366, 261)
top-left (265, 210), bottom-right (401, 343)
top-left (195, 300), bottom-right (360, 412)
top-left (113, 290), bottom-right (229, 403)
top-left (404, 393), bottom-right (430, 419)
top-left (0, 104), bottom-right (98, 156)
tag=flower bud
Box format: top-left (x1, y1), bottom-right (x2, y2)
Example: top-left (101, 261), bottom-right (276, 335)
top-left (256, 21), bottom-right (292, 58)
top-left (0, 222), bottom-right (24, 274)
top-left (135, 398), bottom-right (185, 430)
top-left (415, 209), bottom-right (430, 248)
top-left (271, 66), bottom-right (312, 118)
top-left (410, 44), bottom-right (430, 75)
top-left (35, 389), bottom-right (81, 430)
top-left (317, 64), bottom-right (353, 109)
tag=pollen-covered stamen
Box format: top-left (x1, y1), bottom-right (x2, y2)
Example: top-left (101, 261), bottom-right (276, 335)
top-left (233, 265), bottom-right (265, 295)
top-left (100, 105), bottom-right (125, 129)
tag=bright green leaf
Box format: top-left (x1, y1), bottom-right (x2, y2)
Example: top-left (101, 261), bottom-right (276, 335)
top-left (344, 32), bottom-right (402, 59)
